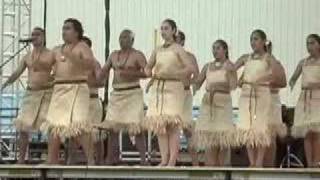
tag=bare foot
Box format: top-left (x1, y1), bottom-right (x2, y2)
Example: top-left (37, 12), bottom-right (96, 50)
top-left (16, 160), bottom-right (26, 164)
top-left (157, 162), bottom-right (167, 167)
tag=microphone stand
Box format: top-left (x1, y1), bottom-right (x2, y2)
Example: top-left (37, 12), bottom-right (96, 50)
top-left (0, 42), bottom-right (30, 69)
top-left (0, 42), bottom-right (29, 163)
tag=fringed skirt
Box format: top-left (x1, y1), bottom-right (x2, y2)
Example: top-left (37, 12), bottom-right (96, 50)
top-left (269, 93), bottom-right (286, 138)
top-left (193, 91), bottom-right (236, 149)
top-left (14, 88), bottom-right (52, 132)
top-left (292, 89), bottom-right (320, 137)
top-left (236, 84), bottom-right (272, 148)
top-left (88, 95), bottom-right (105, 142)
top-left (41, 83), bottom-right (90, 139)
top-left (98, 87), bottom-right (144, 135)
top-left (144, 79), bottom-right (185, 134)
top-left (182, 89), bottom-right (194, 130)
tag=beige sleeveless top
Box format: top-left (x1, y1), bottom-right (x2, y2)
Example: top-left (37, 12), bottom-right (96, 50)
top-left (302, 58), bottom-right (320, 88)
top-left (243, 54), bottom-right (271, 84)
top-left (153, 50), bottom-right (183, 79)
top-left (205, 62), bottom-right (229, 91)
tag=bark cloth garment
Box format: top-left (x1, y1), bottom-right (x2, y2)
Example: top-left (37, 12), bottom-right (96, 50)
top-left (292, 58), bottom-right (320, 137)
top-left (88, 88), bottom-right (104, 141)
top-left (41, 80), bottom-right (90, 139)
top-left (97, 82), bottom-right (144, 135)
top-left (182, 88), bottom-right (194, 131)
top-left (237, 54), bottom-right (273, 148)
top-left (144, 50), bottom-right (186, 134)
top-left (14, 85), bottom-right (52, 132)
top-left (193, 62), bottom-right (237, 149)
top-left (270, 89), bottom-right (286, 138)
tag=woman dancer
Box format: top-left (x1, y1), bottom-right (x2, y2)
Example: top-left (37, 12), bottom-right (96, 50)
top-left (193, 40), bottom-right (237, 166)
top-left (290, 34), bottom-right (320, 167)
top-left (144, 19), bottom-right (195, 166)
top-left (235, 30), bottom-right (284, 167)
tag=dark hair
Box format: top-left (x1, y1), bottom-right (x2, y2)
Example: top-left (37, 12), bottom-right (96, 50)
top-left (214, 39), bottom-right (229, 59)
top-left (177, 30), bottom-right (185, 42)
top-left (82, 36), bottom-right (92, 48)
top-left (307, 34), bottom-right (320, 45)
top-left (251, 29), bottom-right (267, 51)
top-left (64, 18), bottom-right (84, 40)
top-left (33, 27), bottom-right (46, 46)
top-left (163, 18), bottom-right (177, 39)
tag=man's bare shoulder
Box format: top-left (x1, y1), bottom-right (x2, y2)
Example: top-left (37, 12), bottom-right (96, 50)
top-left (132, 49), bottom-right (145, 57)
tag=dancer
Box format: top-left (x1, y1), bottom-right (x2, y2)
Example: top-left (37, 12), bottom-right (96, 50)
top-left (144, 19), bottom-right (195, 166)
top-left (66, 36), bottom-right (104, 165)
top-left (264, 41), bottom-right (287, 167)
top-left (290, 34), bottom-right (320, 167)
top-left (235, 29), bottom-right (284, 167)
top-left (175, 30), bottom-right (200, 166)
top-left (1, 27), bottom-right (54, 164)
top-left (193, 40), bottom-right (237, 166)
top-left (97, 29), bottom-right (148, 165)
top-left (41, 18), bottom-right (95, 165)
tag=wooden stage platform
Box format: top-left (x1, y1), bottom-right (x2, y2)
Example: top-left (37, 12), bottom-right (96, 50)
top-left (0, 165), bottom-right (319, 179)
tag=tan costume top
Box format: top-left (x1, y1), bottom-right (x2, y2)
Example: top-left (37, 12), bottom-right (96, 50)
top-left (193, 61), bottom-right (237, 149)
top-left (292, 57), bottom-right (320, 137)
top-left (14, 85), bottom-right (52, 132)
top-left (237, 53), bottom-right (273, 147)
top-left (145, 49), bottom-right (186, 134)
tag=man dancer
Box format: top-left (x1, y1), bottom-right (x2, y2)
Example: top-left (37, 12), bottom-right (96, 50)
top-left (97, 29), bottom-right (147, 165)
top-left (2, 27), bottom-right (55, 164)
top-left (41, 18), bottom-right (95, 165)
top-left (67, 36), bottom-right (104, 165)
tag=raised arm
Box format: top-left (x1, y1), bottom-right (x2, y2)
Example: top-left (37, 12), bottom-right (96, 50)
top-left (226, 61), bottom-right (238, 90)
top-left (79, 42), bottom-right (95, 70)
top-left (97, 53), bottom-right (113, 85)
top-left (93, 60), bottom-right (104, 87)
top-left (174, 45), bottom-right (194, 80)
top-left (2, 54), bottom-right (28, 90)
top-left (270, 59), bottom-right (287, 88)
top-left (188, 52), bottom-right (200, 82)
top-left (234, 54), bottom-right (248, 70)
top-left (192, 63), bottom-right (209, 94)
top-left (144, 49), bottom-right (157, 77)
top-left (119, 51), bottom-right (148, 78)
top-left (289, 59), bottom-right (304, 90)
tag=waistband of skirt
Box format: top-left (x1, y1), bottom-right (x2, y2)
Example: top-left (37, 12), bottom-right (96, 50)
top-left (90, 94), bottom-right (99, 98)
top-left (207, 89), bottom-right (230, 94)
top-left (54, 79), bottom-right (87, 84)
top-left (26, 85), bottom-right (53, 91)
top-left (154, 77), bottom-right (180, 82)
top-left (113, 85), bottom-right (141, 91)
top-left (243, 82), bottom-right (270, 87)
top-left (302, 87), bottom-right (320, 91)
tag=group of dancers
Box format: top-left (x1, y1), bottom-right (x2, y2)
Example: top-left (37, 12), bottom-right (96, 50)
top-left (2, 17), bottom-right (320, 168)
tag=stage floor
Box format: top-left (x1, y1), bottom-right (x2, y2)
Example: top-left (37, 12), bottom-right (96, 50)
top-left (0, 165), bottom-right (319, 179)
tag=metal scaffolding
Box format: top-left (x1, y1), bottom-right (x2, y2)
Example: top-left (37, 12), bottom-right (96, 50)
top-left (0, 0), bottom-right (32, 160)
